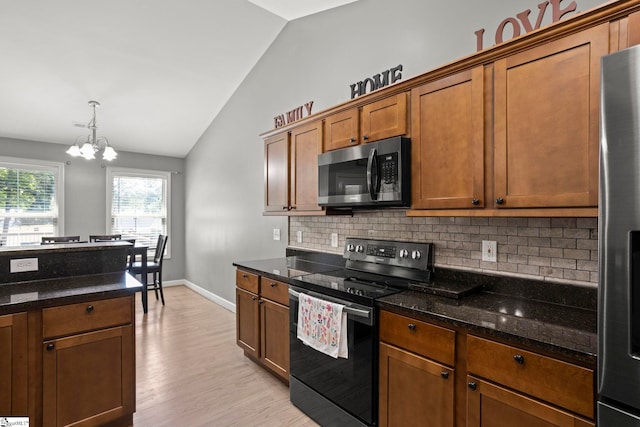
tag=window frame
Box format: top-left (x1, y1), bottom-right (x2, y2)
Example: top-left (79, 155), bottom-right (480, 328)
top-left (106, 167), bottom-right (171, 259)
top-left (0, 156), bottom-right (65, 246)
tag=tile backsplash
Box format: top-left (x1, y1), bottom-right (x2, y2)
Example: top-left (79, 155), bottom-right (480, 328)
top-left (289, 211), bottom-right (598, 287)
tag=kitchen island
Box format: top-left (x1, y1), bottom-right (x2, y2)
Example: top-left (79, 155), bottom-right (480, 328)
top-left (0, 241), bottom-right (141, 427)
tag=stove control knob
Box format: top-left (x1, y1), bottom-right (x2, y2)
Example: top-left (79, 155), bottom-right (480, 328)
top-left (347, 244), bottom-right (356, 252)
top-left (399, 249), bottom-right (409, 259)
top-left (411, 250), bottom-right (422, 260)
top-left (356, 245), bottom-right (364, 253)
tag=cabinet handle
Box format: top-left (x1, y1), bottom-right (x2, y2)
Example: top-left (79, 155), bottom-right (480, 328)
top-left (362, 135), bottom-right (369, 141)
top-left (441, 371), bottom-right (449, 379)
top-left (496, 197), bottom-right (504, 205)
top-left (258, 299), bottom-right (263, 305)
top-left (290, 206), bottom-right (297, 210)
top-left (46, 343), bottom-right (55, 351)
top-left (251, 296), bottom-right (258, 301)
top-left (242, 274), bottom-right (248, 278)
top-left (468, 381), bottom-right (477, 390)
top-left (350, 138), bottom-right (356, 143)
top-left (407, 323), bottom-right (416, 331)
top-left (270, 282), bottom-right (277, 287)
top-left (513, 354), bottom-right (525, 364)
top-left (472, 198), bottom-right (480, 206)
top-left (86, 305), bottom-right (94, 313)
top-left (282, 206), bottom-right (288, 210)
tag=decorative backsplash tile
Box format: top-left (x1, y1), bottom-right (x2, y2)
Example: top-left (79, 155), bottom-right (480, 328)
top-left (289, 211), bottom-right (598, 287)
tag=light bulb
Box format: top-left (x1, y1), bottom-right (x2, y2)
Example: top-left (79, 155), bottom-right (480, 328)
top-left (66, 145), bottom-right (82, 157)
top-left (80, 142), bottom-right (96, 160)
top-left (103, 146), bottom-right (118, 161)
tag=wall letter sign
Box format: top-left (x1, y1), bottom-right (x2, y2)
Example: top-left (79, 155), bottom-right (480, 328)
top-left (350, 65), bottom-right (403, 99)
top-left (475, 0), bottom-right (578, 51)
top-left (274, 101), bottom-right (314, 129)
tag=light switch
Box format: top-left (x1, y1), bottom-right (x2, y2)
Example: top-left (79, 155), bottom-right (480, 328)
top-left (273, 228), bottom-right (281, 241)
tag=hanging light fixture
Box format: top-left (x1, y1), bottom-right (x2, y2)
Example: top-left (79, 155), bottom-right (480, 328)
top-left (66, 100), bottom-right (117, 161)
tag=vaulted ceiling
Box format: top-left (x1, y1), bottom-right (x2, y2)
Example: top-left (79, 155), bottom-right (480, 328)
top-left (0, 0), bottom-right (357, 158)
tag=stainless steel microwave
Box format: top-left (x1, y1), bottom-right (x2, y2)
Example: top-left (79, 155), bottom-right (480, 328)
top-left (318, 136), bottom-right (410, 208)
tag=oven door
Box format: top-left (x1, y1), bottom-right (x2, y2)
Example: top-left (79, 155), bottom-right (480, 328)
top-left (289, 286), bottom-right (377, 426)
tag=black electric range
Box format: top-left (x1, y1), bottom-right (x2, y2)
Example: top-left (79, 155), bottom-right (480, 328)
top-left (290, 237), bottom-right (435, 306)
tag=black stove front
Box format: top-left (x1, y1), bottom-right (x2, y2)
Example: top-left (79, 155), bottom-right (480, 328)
top-left (288, 238), bottom-right (434, 427)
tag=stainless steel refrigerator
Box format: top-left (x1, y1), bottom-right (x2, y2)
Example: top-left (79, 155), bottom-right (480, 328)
top-left (599, 45), bottom-right (640, 426)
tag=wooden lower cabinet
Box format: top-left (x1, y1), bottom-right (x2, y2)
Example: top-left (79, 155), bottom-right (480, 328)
top-left (379, 342), bottom-right (454, 427)
top-left (466, 376), bottom-right (594, 427)
top-left (0, 312), bottom-right (28, 416)
top-left (236, 269), bottom-right (289, 381)
top-left (42, 325), bottom-right (134, 427)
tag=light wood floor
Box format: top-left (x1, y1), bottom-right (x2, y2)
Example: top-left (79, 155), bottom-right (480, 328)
top-left (133, 285), bottom-right (318, 427)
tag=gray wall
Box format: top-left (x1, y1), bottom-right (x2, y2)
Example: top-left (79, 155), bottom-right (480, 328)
top-left (184, 0), bottom-right (606, 303)
top-left (0, 136), bottom-right (185, 281)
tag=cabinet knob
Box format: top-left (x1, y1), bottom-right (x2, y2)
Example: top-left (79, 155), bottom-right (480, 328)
top-left (290, 206), bottom-right (297, 210)
top-left (282, 206), bottom-right (288, 210)
top-left (441, 371), bottom-right (449, 379)
top-left (513, 354), bottom-right (525, 364)
top-left (251, 296), bottom-right (258, 301)
top-left (46, 343), bottom-right (55, 351)
top-left (350, 138), bottom-right (356, 143)
top-left (472, 198), bottom-right (480, 206)
top-left (86, 305), bottom-right (94, 313)
top-left (242, 274), bottom-right (248, 278)
top-left (468, 381), bottom-right (477, 390)
top-left (496, 197), bottom-right (504, 205)
top-left (362, 135), bottom-right (369, 141)
top-left (258, 299), bottom-right (263, 305)
top-left (407, 323), bottom-right (416, 331)
top-left (270, 282), bottom-right (277, 287)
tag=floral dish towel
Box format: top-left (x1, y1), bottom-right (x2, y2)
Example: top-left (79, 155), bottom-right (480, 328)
top-left (297, 292), bottom-right (348, 359)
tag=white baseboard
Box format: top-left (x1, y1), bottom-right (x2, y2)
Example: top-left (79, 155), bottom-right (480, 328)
top-left (164, 279), bottom-right (236, 313)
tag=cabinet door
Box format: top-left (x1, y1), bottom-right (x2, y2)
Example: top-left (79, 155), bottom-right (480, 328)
top-left (236, 287), bottom-right (260, 358)
top-left (379, 342), bottom-right (454, 427)
top-left (324, 108), bottom-right (359, 151)
top-left (467, 376), bottom-right (594, 427)
top-left (361, 92), bottom-right (408, 143)
top-left (290, 120), bottom-right (323, 212)
top-left (42, 325), bottom-right (134, 427)
top-left (0, 312), bottom-right (28, 416)
top-left (260, 298), bottom-right (289, 381)
top-left (411, 67), bottom-right (485, 209)
top-left (494, 24), bottom-right (608, 208)
top-left (264, 132), bottom-right (290, 212)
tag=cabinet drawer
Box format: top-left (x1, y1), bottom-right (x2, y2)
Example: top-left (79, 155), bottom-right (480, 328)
top-left (260, 278), bottom-right (289, 306)
top-left (43, 296), bottom-right (133, 339)
top-left (379, 310), bottom-right (455, 366)
top-left (236, 269), bottom-right (259, 293)
top-left (467, 335), bottom-right (594, 419)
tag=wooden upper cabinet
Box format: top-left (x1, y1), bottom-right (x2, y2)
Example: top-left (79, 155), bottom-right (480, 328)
top-left (323, 92), bottom-right (408, 152)
top-left (264, 132), bottom-right (290, 213)
top-left (493, 24), bottom-right (608, 209)
top-left (290, 120), bottom-right (323, 212)
top-left (411, 67), bottom-right (485, 209)
top-left (324, 108), bottom-right (359, 151)
top-left (361, 92), bottom-right (408, 143)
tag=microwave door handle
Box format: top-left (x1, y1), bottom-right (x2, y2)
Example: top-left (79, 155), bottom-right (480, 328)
top-left (367, 148), bottom-right (379, 200)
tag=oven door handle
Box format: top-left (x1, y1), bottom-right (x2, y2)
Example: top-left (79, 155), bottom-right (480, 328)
top-left (288, 288), bottom-right (372, 320)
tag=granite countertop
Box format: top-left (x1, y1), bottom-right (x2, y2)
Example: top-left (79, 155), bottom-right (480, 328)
top-left (0, 271), bottom-right (141, 313)
top-left (235, 252), bottom-right (597, 364)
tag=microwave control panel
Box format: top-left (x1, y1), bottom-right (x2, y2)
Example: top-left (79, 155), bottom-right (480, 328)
top-left (380, 153), bottom-right (398, 184)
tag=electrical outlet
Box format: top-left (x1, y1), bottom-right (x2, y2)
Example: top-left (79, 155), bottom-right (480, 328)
top-left (10, 258), bottom-right (38, 273)
top-left (273, 228), bottom-right (280, 241)
top-left (296, 231), bottom-right (303, 243)
top-left (330, 233), bottom-right (339, 248)
top-left (482, 240), bottom-right (497, 263)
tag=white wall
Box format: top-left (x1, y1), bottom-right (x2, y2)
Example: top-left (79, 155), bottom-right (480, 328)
top-left (0, 136), bottom-right (186, 281)
top-left (184, 0), bottom-right (607, 302)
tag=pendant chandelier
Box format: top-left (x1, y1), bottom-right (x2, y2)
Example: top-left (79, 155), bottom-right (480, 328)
top-left (66, 100), bottom-right (117, 161)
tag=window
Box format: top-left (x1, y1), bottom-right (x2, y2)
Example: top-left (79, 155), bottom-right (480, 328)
top-left (0, 157), bottom-right (64, 247)
top-left (107, 167), bottom-right (171, 258)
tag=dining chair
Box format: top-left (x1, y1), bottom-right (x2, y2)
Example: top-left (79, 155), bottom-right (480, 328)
top-left (89, 234), bottom-right (122, 242)
top-left (130, 235), bottom-right (168, 305)
top-left (41, 236), bottom-right (81, 244)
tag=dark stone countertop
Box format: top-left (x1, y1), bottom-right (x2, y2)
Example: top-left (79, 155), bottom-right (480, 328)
top-left (0, 271), bottom-right (141, 314)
